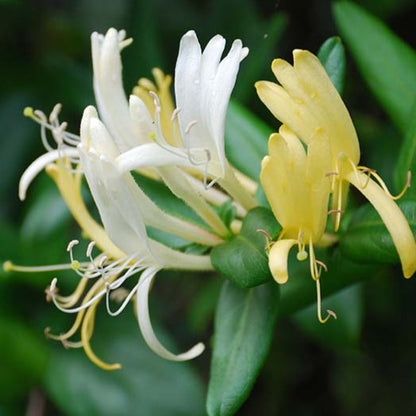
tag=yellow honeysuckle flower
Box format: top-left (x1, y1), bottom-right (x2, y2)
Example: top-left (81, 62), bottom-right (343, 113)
top-left (260, 125), bottom-right (334, 322)
top-left (257, 50), bottom-right (416, 279)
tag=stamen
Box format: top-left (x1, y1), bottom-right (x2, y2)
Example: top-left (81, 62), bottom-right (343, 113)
top-left (359, 167), bottom-right (411, 200)
top-left (80, 302), bottom-right (122, 370)
top-left (315, 278), bottom-right (337, 324)
top-left (105, 281), bottom-right (140, 317)
top-left (86, 241), bottom-right (96, 258)
top-left (67, 239), bottom-right (79, 252)
top-left (327, 209), bottom-right (344, 215)
top-left (3, 260), bottom-right (78, 273)
top-left (184, 120), bottom-right (197, 134)
top-left (49, 103), bottom-right (62, 123)
top-left (24, 104), bottom-right (81, 154)
top-left (171, 107), bottom-right (181, 122)
top-left (257, 229), bottom-right (273, 251)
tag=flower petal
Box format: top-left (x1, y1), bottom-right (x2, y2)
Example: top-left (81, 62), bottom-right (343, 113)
top-left (292, 50), bottom-right (360, 164)
top-left (129, 94), bottom-right (155, 144)
top-left (136, 266), bottom-right (205, 361)
top-left (268, 239), bottom-right (298, 284)
top-left (18, 148), bottom-right (79, 200)
top-left (175, 31), bottom-right (247, 178)
top-left (346, 170), bottom-right (416, 278)
top-left (91, 28), bottom-right (137, 151)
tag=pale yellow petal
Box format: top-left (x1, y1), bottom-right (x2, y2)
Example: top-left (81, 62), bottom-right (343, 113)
top-left (255, 80), bottom-right (317, 143)
top-left (268, 239), bottom-right (298, 284)
top-left (346, 170), bottom-right (416, 278)
top-left (293, 50), bottom-right (360, 165)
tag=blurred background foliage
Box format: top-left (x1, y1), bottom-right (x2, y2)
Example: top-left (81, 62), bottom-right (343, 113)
top-left (0, 0), bottom-right (416, 415)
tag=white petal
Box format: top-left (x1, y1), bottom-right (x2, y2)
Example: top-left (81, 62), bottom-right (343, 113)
top-left (129, 95), bottom-right (155, 144)
top-left (18, 148), bottom-right (79, 200)
top-left (116, 143), bottom-right (195, 173)
top-left (136, 267), bottom-right (205, 361)
top-left (174, 31), bottom-right (202, 150)
top-left (92, 29), bottom-right (137, 151)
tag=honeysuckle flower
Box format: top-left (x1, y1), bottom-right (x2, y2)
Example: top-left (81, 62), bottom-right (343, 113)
top-left (256, 50), bottom-right (416, 279)
top-left (21, 28), bottom-right (256, 239)
top-left (260, 125), bottom-right (334, 322)
top-left (9, 27), bottom-right (258, 368)
top-left (105, 28), bottom-right (257, 210)
top-left (9, 105), bottom-right (217, 370)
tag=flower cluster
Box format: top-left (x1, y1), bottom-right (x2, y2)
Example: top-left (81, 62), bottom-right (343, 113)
top-left (8, 28), bottom-right (257, 369)
top-left (5, 28), bottom-right (416, 369)
top-left (257, 50), bottom-right (416, 321)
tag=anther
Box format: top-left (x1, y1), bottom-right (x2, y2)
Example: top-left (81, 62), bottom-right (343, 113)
top-left (98, 256), bottom-right (108, 268)
top-left (49, 103), bottom-right (62, 123)
top-left (326, 309), bottom-right (337, 320)
top-left (257, 229), bottom-right (272, 251)
top-left (316, 259), bottom-right (328, 272)
top-left (67, 240), bottom-right (79, 252)
top-left (45, 285), bottom-right (57, 302)
top-left (171, 108), bottom-right (181, 122)
top-left (86, 241), bottom-right (96, 258)
top-left (185, 120), bottom-right (197, 134)
top-left (328, 209), bottom-right (344, 215)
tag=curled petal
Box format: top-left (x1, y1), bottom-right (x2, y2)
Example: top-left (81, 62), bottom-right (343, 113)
top-left (268, 239), bottom-right (298, 284)
top-left (346, 170), bottom-right (416, 278)
top-left (136, 267), bottom-right (205, 361)
top-left (19, 148), bottom-right (79, 200)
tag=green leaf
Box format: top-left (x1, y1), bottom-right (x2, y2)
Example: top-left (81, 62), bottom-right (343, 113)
top-left (339, 200), bottom-right (416, 265)
top-left (225, 100), bottom-right (272, 181)
top-left (216, 200), bottom-right (237, 229)
top-left (394, 101), bottom-right (416, 197)
top-left (317, 36), bottom-right (346, 94)
top-left (21, 180), bottom-right (71, 240)
top-left (333, 1), bottom-right (416, 133)
top-left (0, 316), bottom-right (49, 401)
top-left (233, 14), bottom-right (288, 103)
top-left (44, 312), bottom-right (205, 416)
top-left (293, 283), bottom-right (364, 349)
top-left (211, 207), bottom-right (280, 288)
top-left (206, 281), bottom-right (279, 416)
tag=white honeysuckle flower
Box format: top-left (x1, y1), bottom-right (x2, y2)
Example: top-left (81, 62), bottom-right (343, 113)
top-left (21, 28), bottom-right (254, 234)
top-left (79, 106), bottom-right (222, 247)
top-left (116, 29), bottom-right (249, 182)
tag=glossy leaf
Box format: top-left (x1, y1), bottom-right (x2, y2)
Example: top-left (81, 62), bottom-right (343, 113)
top-left (394, 102), bottom-right (416, 197)
top-left (44, 312), bottom-right (205, 416)
top-left (339, 200), bottom-right (416, 265)
top-left (317, 36), bottom-right (346, 94)
top-left (206, 281), bottom-right (279, 416)
top-left (333, 1), bottom-right (416, 133)
top-left (0, 316), bottom-right (49, 401)
top-left (211, 207), bottom-right (280, 288)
